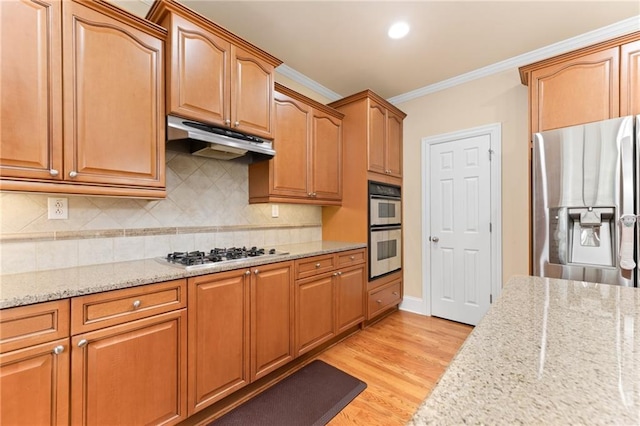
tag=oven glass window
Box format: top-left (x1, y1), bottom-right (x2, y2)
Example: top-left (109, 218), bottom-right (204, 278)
top-left (378, 203), bottom-right (396, 218)
top-left (377, 240), bottom-right (397, 260)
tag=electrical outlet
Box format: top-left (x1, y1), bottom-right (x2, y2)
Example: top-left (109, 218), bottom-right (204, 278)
top-left (47, 197), bottom-right (68, 220)
top-left (271, 204), bottom-right (279, 218)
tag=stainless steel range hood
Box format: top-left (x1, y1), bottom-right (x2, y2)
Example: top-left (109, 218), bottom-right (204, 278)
top-left (166, 115), bottom-right (275, 162)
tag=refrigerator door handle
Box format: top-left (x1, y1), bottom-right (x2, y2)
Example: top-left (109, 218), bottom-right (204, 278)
top-left (619, 118), bottom-right (636, 271)
top-left (619, 214), bottom-right (636, 270)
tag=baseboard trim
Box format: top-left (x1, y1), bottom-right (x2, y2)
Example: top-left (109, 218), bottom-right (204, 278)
top-left (399, 296), bottom-right (426, 315)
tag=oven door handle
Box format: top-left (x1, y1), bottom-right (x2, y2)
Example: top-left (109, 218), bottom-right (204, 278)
top-left (370, 195), bottom-right (401, 201)
top-left (370, 225), bottom-right (402, 231)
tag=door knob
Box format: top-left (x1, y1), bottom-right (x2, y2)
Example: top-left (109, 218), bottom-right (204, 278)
top-left (431, 236), bottom-right (439, 242)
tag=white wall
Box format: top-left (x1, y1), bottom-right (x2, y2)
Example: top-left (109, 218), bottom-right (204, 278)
top-left (397, 69), bottom-right (530, 300)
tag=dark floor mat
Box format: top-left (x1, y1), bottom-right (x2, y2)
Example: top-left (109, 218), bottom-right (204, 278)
top-left (210, 360), bottom-right (367, 426)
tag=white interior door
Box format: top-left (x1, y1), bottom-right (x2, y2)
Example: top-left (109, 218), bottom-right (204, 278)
top-left (429, 133), bottom-right (492, 325)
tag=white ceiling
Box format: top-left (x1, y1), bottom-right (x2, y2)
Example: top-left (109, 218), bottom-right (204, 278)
top-left (118, 1), bottom-right (640, 101)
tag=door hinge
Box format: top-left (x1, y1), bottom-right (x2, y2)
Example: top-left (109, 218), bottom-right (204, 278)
top-left (490, 294), bottom-right (493, 304)
top-left (488, 149), bottom-right (494, 161)
top-left (489, 222), bottom-right (492, 232)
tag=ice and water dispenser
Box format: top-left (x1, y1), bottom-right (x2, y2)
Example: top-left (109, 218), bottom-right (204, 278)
top-left (549, 206), bottom-right (616, 267)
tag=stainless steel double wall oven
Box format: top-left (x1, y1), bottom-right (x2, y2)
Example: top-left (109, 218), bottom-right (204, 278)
top-left (368, 181), bottom-right (402, 280)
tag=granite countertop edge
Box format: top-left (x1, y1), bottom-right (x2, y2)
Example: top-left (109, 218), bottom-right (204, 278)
top-left (0, 241), bottom-right (366, 309)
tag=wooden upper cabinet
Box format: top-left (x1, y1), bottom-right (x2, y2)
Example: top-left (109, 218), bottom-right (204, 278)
top-left (147, 0), bottom-right (281, 140)
top-left (621, 39), bottom-right (640, 116)
top-left (0, 0), bottom-right (167, 198)
top-left (367, 102), bottom-right (387, 175)
top-left (367, 98), bottom-right (404, 180)
top-left (232, 46), bottom-right (276, 138)
top-left (386, 110), bottom-right (403, 178)
top-left (519, 32), bottom-right (640, 138)
top-left (63, 0), bottom-right (165, 189)
top-left (310, 108), bottom-right (342, 201)
top-left (529, 47), bottom-right (619, 134)
top-left (0, 0), bottom-right (63, 181)
top-left (167, 13), bottom-right (230, 125)
top-left (248, 83), bottom-right (343, 205)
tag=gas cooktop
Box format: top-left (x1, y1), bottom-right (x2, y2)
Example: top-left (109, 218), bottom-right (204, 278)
top-left (159, 246), bottom-right (288, 271)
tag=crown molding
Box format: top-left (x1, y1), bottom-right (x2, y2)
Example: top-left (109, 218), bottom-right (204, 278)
top-left (275, 64), bottom-right (343, 102)
top-left (273, 15), bottom-right (639, 106)
top-left (387, 15), bottom-right (640, 105)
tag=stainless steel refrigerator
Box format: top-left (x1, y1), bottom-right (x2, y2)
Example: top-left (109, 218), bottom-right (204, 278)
top-left (533, 115), bottom-right (639, 286)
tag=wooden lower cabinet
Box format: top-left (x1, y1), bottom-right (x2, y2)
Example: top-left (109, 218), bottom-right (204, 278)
top-left (0, 338), bottom-right (70, 426)
top-left (335, 265), bottom-right (366, 333)
top-left (251, 263), bottom-right (294, 381)
top-left (295, 274), bottom-right (336, 356)
top-left (70, 310), bottom-right (187, 426)
top-left (368, 278), bottom-right (402, 319)
top-left (188, 262), bottom-right (294, 414)
top-left (0, 300), bottom-right (71, 426)
top-left (295, 249), bottom-right (366, 356)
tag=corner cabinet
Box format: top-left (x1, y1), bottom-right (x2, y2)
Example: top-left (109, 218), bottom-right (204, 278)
top-left (147, 0), bottom-right (282, 140)
top-left (0, 0), bottom-right (167, 198)
top-left (249, 83), bottom-right (344, 205)
top-left (519, 31), bottom-right (640, 136)
top-left (187, 262), bottom-right (294, 415)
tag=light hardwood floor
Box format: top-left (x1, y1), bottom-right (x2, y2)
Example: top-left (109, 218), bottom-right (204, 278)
top-left (317, 310), bottom-right (473, 425)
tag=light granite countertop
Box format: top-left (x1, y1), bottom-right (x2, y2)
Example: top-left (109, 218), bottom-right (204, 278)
top-left (409, 274), bottom-right (640, 425)
top-left (0, 241), bottom-right (365, 309)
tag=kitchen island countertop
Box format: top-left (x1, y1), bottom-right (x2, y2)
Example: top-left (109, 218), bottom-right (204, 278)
top-left (0, 241), bottom-right (365, 309)
top-left (409, 274), bottom-right (640, 425)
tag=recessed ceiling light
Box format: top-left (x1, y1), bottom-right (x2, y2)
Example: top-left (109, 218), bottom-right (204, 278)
top-left (388, 21), bottom-right (410, 39)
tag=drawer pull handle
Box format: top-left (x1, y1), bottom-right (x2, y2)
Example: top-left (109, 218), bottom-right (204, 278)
top-left (53, 345), bottom-right (64, 355)
top-left (225, 119), bottom-right (231, 126)
top-left (315, 263), bottom-right (321, 268)
top-left (376, 299), bottom-right (382, 304)
top-left (254, 269), bottom-right (260, 274)
top-left (350, 255), bottom-right (355, 260)
top-left (245, 270), bottom-right (251, 275)
top-left (392, 292), bottom-right (399, 296)
top-left (78, 339), bottom-right (88, 348)
top-left (132, 300), bottom-right (141, 309)
top-left (49, 169), bottom-right (59, 177)
top-left (69, 170), bottom-right (78, 178)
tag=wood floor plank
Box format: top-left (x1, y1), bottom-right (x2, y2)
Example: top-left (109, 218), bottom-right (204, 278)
top-left (316, 310), bottom-right (473, 425)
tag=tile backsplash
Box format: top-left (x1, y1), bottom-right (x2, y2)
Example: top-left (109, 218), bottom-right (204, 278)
top-left (0, 149), bottom-right (322, 274)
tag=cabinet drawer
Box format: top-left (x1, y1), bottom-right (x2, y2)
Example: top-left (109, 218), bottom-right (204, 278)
top-left (0, 300), bottom-right (70, 354)
top-left (337, 249), bottom-right (365, 268)
top-left (295, 254), bottom-right (335, 280)
top-left (71, 279), bottom-right (187, 334)
top-left (367, 280), bottom-right (402, 319)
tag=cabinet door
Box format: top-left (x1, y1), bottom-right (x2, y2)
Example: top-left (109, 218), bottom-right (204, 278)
top-left (335, 265), bottom-right (365, 333)
top-left (295, 275), bottom-right (335, 356)
top-left (270, 92), bottom-right (310, 197)
top-left (386, 110), bottom-right (403, 178)
top-left (368, 101), bottom-right (387, 175)
top-left (311, 109), bottom-right (342, 200)
top-left (71, 310), bottom-right (187, 426)
top-left (62, 1), bottom-right (165, 188)
top-left (0, 0), bottom-right (63, 181)
top-left (188, 271), bottom-right (250, 414)
top-left (231, 45), bottom-right (275, 139)
top-left (1, 338), bottom-right (70, 426)
top-left (168, 14), bottom-right (230, 125)
top-left (251, 262), bottom-right (294, 381)
top-left (530, 47), bottom-right (620, 133)
top-left (621, 40), bottom-right (640, 116)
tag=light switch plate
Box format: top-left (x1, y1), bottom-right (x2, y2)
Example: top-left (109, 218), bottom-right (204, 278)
top-left (271, 204), bottom-right (279, 218)
top-left (48, 197), bottom-right (68, 220)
